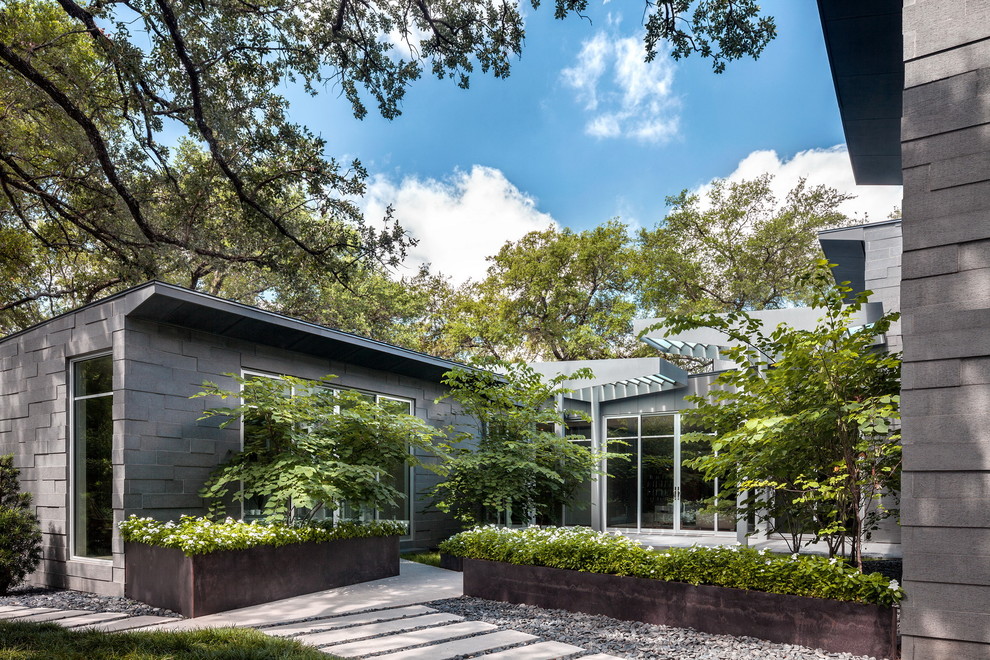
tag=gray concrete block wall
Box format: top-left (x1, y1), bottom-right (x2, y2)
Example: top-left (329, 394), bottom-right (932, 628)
top-left (862, 223), bottom-right (903, 353)
top-left (121, 318), bottom-right (469, 552)
top-left (0, 296), bottom-right (127, 596)
top-left (900, 2), bottom-right (990, 655)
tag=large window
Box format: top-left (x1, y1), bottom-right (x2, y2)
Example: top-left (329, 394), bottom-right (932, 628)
top-left (604, 412), bottom-right (732, 534)
top-left (240, 373), bottom-right (414, 525)
top-left (72, 355), bottom-right (113, 559)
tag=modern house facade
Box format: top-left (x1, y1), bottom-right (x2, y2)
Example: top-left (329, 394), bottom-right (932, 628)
top-left (531, 219), bottom-right (904, 544)
top-left (818, 2), bottom-right (990, 656)
top-left (0, 281), bottom-right (472, 595)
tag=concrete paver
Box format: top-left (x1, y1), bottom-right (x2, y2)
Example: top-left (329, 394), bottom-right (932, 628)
top-left (262, 605), bottom-right (438, 637)
top-left (0, 606), bottom-right (32, 614)
top-left (0, 607), bottom-right (60, 620)
top-left (321, 621), bottom-right (496, 657)
top-left (11, 609), bottom-right (93, 623)
top-left (293, 613), bottom-right (462, 646)
top-left (74, 615), bottom-right (181, 632)
top-left (479, 640), bottom-right (586, 659)
top-left (156, 560), bottom-right (462, 632)
top-left (55, 612), bottom-right (132, 628)
top-left (372, 630), bottom-right (539, 660)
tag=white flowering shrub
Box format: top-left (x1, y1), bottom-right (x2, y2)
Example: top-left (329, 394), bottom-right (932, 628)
top-left (119, 515), bottom-right (406, 556)
top-left (439, 525), bottom-right (904, 607)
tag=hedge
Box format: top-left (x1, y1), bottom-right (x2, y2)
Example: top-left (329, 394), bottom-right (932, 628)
top-left (439, 525), bottom-right (904, 607)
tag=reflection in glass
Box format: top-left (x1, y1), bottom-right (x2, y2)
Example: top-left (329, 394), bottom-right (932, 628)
top-left (641, 437), bottom-right (675, 529)
top-left (679, 435), bottom-right (715, 530)
top-left (606, 418), bottom-right (638, 528)
top-left (562, 439), bottom-right (593, 526)
top-left (73, 356), bottom-right (113, 558)
top-left (641, 414), bottom-right (675, 437)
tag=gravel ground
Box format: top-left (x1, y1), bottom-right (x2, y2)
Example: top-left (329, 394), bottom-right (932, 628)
top-left (0, 585), bottom-right (182, 619)
top-left (425, 597), bottom-right (889, 660)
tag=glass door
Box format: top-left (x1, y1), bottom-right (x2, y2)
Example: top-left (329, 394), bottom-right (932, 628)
top-left (640, 414), bottom-right (676, 530)
top-left (605, 417), bottom-right (638, 528)
top-left (604, 412), bottom-right (720, 533)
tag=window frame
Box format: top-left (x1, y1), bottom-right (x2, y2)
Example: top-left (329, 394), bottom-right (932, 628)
top-left (68, 351), bottom-right (115, 564)
top-left (237, 370), bottom-right (415, 534)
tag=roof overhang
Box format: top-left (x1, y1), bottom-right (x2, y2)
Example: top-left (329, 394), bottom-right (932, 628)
top-left (124, 282), bottom-right (470, 383)
top-left (817, 0), bottom-right (903, 185)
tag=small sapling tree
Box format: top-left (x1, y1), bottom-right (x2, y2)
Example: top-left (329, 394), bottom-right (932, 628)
top-left (660, 263), bottom-right (901, 569)
top-left (432, 360), bottom-right (611, 525)
top-left (0, 454), bottom-right (43, 594)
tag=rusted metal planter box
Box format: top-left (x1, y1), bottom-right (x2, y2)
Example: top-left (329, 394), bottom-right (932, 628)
top-left (125, 536), bottom-right (399, 617)
top-left (463, 559), bottom-right (899, 660)
top-left (439, 552), bottom-right (463, 572)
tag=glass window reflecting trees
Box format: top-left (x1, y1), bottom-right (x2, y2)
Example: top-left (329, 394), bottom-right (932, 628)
top-left (72, 355), bottom-right (113, 559)
top-left (604, 412), bottom-right (730, 533)
top-left (239, 373), bottom-right (414, 525)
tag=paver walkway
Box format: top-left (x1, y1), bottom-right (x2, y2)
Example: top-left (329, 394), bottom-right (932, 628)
top-left (0, 561), bottom-right (624, 659)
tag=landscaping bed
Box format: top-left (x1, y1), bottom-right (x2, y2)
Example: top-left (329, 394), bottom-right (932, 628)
top-left (121, 516), bottom-right (403, 617)
top-left (441, 526), bottom-right (902, 660)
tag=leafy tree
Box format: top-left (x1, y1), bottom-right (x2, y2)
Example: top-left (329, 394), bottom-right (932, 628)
top-left (663, 264), bottom-right (901, 568)
top-left (0, 0), bottom-right (775, 327)
top-left (432, 360), bottom-right (607, 525)
top-left (0, 455), bottom-right (43, 595)
top-left (440, 221), bottom-right (641, 361)
top-left (195, 375), bottom-right (446, 524)
top-left (636, 175), bottom-right (853, 317)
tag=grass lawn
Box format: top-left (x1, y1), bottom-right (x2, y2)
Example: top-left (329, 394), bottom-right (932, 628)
top-left (0, 620), bottom-right (343, 659)
top-left (401, 551), bottom-right (441, 568)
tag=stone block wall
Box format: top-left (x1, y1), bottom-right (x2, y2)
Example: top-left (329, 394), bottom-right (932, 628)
top-left (900, 2), bottom-right (990, 656)
top-left (120, 317), bottom-right (469, 551)
top-left (0, 296), bottom-right (128, 595)
top-left (0, 288), bottom-right (471, 595)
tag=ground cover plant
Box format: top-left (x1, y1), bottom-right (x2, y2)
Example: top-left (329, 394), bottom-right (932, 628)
top-left (0, 455), bottom-right (42, 595)
top-left (0, 620), bottom-right (337, 659)
top-left (119, 515), bottom-right (405, 556)
top-left (440, 526), bottom-right (904, 607)
top-left (401, 551), bottom-right (441, 568)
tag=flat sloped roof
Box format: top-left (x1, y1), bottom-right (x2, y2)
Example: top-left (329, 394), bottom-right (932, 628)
top-left (817, 0), bottom-right (903, 185)
top-left (1, 281), bottom-right (471, 383)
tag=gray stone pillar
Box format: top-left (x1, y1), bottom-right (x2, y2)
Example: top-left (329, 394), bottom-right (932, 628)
top-left (900, 2), bottom-right (990, 657)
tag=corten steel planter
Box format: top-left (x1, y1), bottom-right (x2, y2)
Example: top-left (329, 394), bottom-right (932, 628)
top-left (439, 552), bottom-right (463, 572)
top-left (125, 536), bottom-right (399, 617)
top-left (463, 559), bottom-right (899, 660)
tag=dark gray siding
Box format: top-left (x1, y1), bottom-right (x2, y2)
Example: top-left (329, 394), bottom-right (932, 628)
top-left (120, 318), bottom-right (468, 552)
top-left (0, 292), bottom-right (469, 595)
top-left (900, 2), bottom-right (990, 656)
top-left (0, 296), bottom-right (126, 595)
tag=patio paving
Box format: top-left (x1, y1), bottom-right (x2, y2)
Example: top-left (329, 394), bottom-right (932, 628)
top-left (3, 561), bottom-right (624, 659)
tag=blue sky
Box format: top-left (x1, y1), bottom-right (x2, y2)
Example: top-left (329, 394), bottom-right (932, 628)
top-left (285, 1), bottom-right (902, 282)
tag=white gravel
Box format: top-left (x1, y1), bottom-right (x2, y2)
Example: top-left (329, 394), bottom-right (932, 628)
top-left (424, 597), bottom-right (891, 660)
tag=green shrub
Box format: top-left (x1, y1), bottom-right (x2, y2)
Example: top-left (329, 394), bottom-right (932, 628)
top-left (439, 525), bottom-right (904, 607)
top-left (119, 515), bottom-right (406, 556)
top-left (0, 454), bottom-right (43, 595)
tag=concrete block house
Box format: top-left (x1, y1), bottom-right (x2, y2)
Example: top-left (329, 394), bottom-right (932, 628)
top-left (0, 281), bottom-right (472, 596)
top-left (818, 1), bottom-right (990, 655)
top-left (528, 219), bottom-right (903, 543)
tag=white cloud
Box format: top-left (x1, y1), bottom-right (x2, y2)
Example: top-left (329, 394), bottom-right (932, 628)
top-left (363, 166), bottom-right (557, 283)
top-left (691, 146), bottom-right (903, 223)
top-left (561, 32), bottom-right (679, 143)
